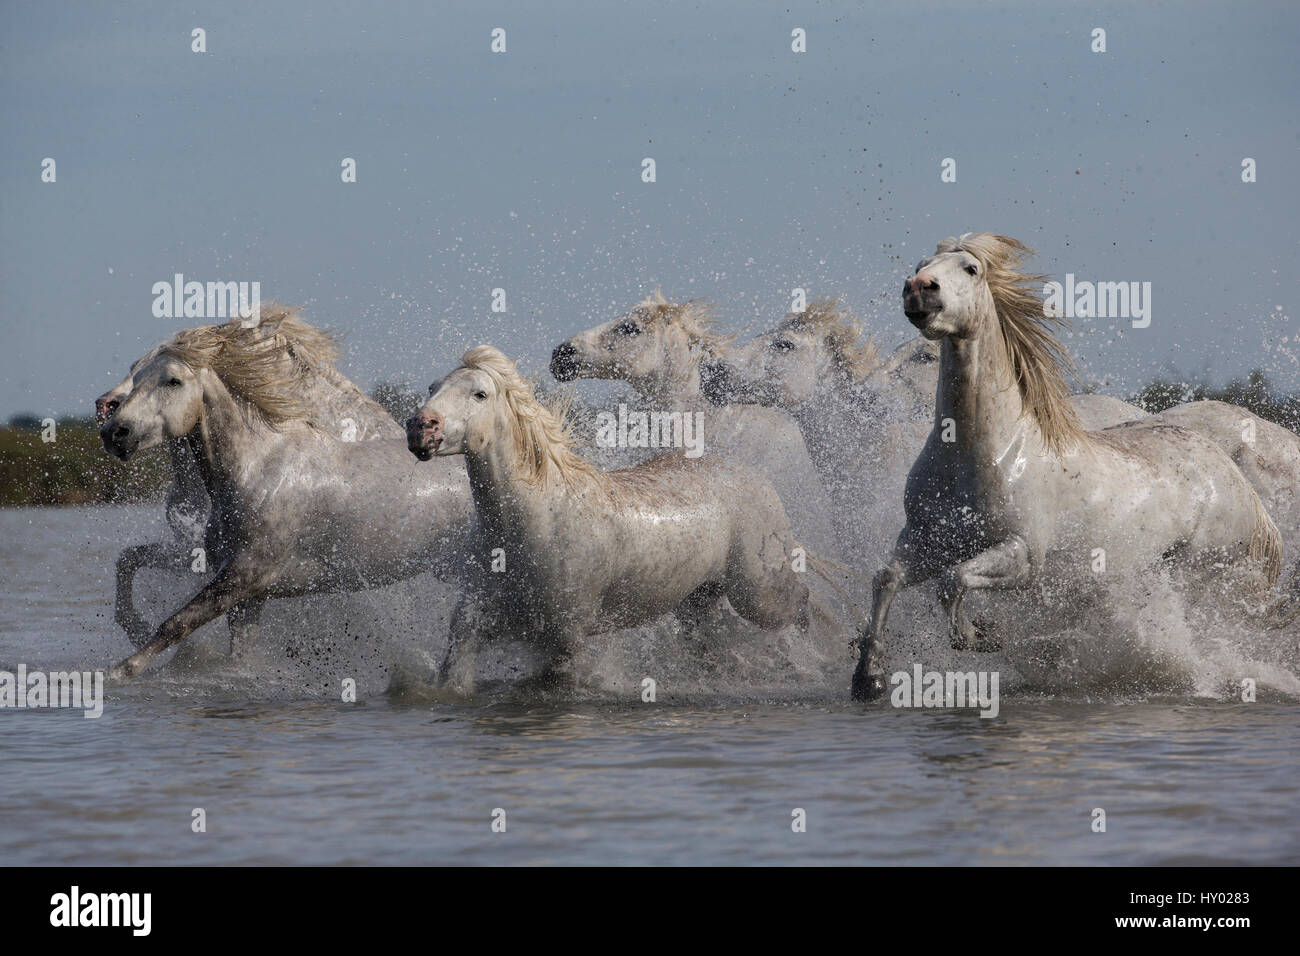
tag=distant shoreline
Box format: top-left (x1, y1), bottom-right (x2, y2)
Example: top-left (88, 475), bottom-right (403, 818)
top-left (2, 374), bottom-right (1295, 508)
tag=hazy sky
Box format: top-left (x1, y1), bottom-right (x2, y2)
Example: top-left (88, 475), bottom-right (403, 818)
top-left (2, 0), bottom-right (1297, 417)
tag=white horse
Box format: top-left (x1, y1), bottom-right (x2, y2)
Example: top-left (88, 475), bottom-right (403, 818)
top-left (549, 292), bottom-right (839, 555)
top-left (852, 233), bottom-right (1284, 700)
top-left (701, 302), bottom-right (1300, 541)
top-left (407, 345), bottom-right (811, 692)
top-left (96, 309), bottom-right (406, 647)
top-left (101, 313), bottom-right (473, 679)
top-left (698, 299), bottom-right (1148, 563)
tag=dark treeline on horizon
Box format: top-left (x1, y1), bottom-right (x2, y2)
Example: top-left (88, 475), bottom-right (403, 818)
top-left (2, 371), bottom-right (1297, 507)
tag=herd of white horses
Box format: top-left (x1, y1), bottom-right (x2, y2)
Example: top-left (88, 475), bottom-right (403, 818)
top-left (95, 232), bottom-right (1300, 699)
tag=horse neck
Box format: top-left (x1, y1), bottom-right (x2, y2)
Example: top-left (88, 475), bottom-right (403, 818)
top-left (186, 372), bottom-right (277, 495)
top-left (935, 307), bottom-right (1031, 458)
top-left (463, 416), bottom-right (559, 543)
top-left (628, 337), bottom-right (702, 406)
top-left (165, 435), bottom-right (208, 501)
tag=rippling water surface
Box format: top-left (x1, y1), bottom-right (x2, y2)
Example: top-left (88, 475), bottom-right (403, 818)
top-left (2, 506), bottom-right (1297, 865)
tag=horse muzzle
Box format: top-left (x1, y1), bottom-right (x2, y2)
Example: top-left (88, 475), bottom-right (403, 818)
top-left (405, 414), bottom-right (443, 460)
top-left (903, 293), bottom-right (944, 329)
top-left (100, 421), bottom-right (138, 460)
top-left (549, 342), bottom-right (581, 382)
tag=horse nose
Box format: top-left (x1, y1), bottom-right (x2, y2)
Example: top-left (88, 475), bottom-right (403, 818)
top-left (906, 274), bottom-right (939, 294)
top-left (102, 421), bottom-right (130, 443)
top-left (407, 413), bottom-right (440, 433)
top-left (550, 342), bottom-right (578, 379)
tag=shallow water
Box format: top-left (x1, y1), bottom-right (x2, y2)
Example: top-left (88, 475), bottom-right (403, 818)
top-left (1, 505), bottom-right (1297, 865)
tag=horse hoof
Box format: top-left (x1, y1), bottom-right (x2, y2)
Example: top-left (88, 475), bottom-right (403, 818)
top-left (851, 668), bottom-right (886, 701)
top-left (108, 650), bottom-right (150, 680)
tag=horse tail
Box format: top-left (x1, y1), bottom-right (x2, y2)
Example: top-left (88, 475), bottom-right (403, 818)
top-left (1247, 494), bottom-right (1283, 589)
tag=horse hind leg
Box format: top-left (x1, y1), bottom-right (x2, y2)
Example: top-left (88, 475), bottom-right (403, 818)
top-left (724, 530), bottom-right (808, 630)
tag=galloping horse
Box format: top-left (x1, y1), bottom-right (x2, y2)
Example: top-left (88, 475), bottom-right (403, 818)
top-left (100, 313), bottom-right (473, 678)
top-left (699, 299), bottom-right (1149, 490)
top-left (549, 292), bottom-right (839, 555)
top-left (852, 233), bottom-right (1283, 699)
top-left (407, 345), bottom-right (811, 692)
top-left (96, 308), bottom-right (405, 647)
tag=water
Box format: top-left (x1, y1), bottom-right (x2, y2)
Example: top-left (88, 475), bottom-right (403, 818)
top-left (2, 505), bottom-right (1298, 865)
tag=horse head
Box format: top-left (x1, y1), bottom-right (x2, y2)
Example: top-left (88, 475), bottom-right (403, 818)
top-left (407, 360), bottom-right (498, 460)
top-left (550, 293), bottom-right (723, 400)
top-left (101, 350), bottom-right (205, 460)
top-left (700, 298), bottom-right (874, 408)
top-left (903, 246), bottom-right (1000, 342)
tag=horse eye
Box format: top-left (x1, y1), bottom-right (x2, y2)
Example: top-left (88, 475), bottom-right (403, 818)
top-left (770, 339), bottom-right (795, 353)
top-left (166, 377), bottom-right (182, 387)
top-left (473, 390), bottom-right (488, 401)
top-left (965, 264), bottom-right (978, 276)
top-left (616, 321), bottom-right (641, 336)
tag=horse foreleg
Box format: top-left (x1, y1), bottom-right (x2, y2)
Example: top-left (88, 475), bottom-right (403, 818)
top-left (108, 561), bottom-right (276, 679)
top-left (115, 542), bottom-right (186, 648)
top-left (938, 537), bottom-right (1031, 652)
top-left (852, 528), bottom-right (939, 701)
top-left (439, 597), bottom-right (491, 694)
top-left (227, 596), bottom-right (267, 659)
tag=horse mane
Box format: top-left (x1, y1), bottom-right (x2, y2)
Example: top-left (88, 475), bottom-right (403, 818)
top-left (634, 291), bottom-right (733, 362)
top-left (462, 345), bottom-right (608, 493)
top-left (160, 305), bottom-right (342, 427)
top-left (779, 297), bottom-right (879, 381)
top-left (462, 345), bottom-right (693, 504)
top-left (936, 233), bottom-right (1084, 453)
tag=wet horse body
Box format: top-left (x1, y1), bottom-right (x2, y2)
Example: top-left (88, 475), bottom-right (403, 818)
top-left (700, 301), bottom-right (1149, 565)
top-left (852, 234), bottom-right (1282, 699)
top-left (101, 315), bottom-right (473, 678)
top-left (410, 346), bottom-right (810, 691)
top-left (97, 312), bottom-right (410, 647)
top-left (550, 293), bottom-right (840, 556)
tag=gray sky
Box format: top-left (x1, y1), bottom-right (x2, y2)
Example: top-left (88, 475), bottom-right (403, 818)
top-left (2, 0), bottom-right (1297, 418)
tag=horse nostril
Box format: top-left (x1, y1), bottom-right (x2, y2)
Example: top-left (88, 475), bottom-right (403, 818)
top-left (113, 424), bottom-right (131, 440)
